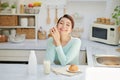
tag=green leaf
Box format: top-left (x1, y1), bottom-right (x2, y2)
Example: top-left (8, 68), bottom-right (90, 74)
top-left (1, 2), bottom-right (9, 9)
top-left (11, 5), bottom-right (16, 8)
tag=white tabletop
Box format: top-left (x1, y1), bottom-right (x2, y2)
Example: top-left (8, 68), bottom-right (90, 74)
top-left (0, 64), bottom-right (88, 80)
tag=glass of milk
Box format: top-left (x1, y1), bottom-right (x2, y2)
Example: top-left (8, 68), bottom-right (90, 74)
top-left (43, 60), bottom-right (51, 74)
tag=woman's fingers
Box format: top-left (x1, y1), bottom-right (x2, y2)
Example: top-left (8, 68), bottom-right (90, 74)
top-left (50, 28), bottom-right (56, 37)
top-left (52, 27), bottom-right (57, 32)
top-left (50, 27), bottom-right (59, 37)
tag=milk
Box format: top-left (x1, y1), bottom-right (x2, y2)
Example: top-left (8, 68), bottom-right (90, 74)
top-left (43, 60), bottom-right (51, 74)
top-left (28, 50), bottom-right (37, 75)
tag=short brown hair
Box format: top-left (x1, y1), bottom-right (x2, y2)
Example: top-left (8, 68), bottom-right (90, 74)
top-left (57, 14), bottom-right (74, 29)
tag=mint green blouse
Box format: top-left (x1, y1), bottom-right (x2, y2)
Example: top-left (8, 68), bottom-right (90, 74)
top-left (45, 37), bottom-right (81, 66)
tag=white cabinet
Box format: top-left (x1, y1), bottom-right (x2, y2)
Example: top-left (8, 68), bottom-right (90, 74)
top-left (0, 50), bottom-right (46, 64)
top-left (79, 50), bottom-right (87, 65)
top-left (0, 49), bottom-right (87, 65)
top-left (35, 50), bottom-right (46, 64)
top-left (0, 13), bottom-right (39, 40)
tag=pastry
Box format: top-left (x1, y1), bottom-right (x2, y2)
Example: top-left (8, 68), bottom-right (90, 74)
top-left (69, 64), bottom-right (79, 72)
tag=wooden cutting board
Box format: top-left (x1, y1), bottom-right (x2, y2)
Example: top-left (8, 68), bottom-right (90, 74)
top-left (54, 7), bottom-right (58, 24)
top-left (46, 6), bottom-right (50, 24)
top-left (64, 7), bottom-right (66, 14)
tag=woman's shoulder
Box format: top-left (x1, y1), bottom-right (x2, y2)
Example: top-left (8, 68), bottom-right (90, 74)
top-left (71, 37), bottom-right (81, 43)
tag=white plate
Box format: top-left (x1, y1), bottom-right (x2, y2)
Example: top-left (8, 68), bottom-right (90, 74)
top-left (66, 68), bottom-right (81, 73)
top-left (9, 39), bottom-right (25, 43)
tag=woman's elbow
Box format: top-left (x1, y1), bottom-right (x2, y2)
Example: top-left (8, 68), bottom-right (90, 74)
top-left (60, 61), bottom-right (67, 66)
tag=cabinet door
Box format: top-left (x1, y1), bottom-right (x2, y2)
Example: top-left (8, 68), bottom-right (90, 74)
top-left (0, 50), bottom-right (29, 61)
top-left (79, 50), bottom-right (87, 65)
top-left (35, 50), bottom-right (46, 64)
top-left (0, 50), bottom-right (46, 64)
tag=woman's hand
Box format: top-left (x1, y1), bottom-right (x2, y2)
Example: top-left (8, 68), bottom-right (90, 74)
top-left (50, 27), bottom-right (61, 46)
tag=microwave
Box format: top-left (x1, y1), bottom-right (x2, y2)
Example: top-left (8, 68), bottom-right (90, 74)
top-left (89, 23), bottom-right (120, 45)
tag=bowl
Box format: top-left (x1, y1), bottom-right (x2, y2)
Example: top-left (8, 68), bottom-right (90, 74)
top-left (9, 34), bottom-right (26, 43)
top-left (0, 35), bottom-right (8, 42)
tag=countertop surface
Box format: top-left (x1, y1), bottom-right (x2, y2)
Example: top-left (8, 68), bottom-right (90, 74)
top-left (0, 40), bottom-right (47, 50)
top-left (0, 39), bottom-right (87, 50)
top-left (0, 64), bottom-right (88, 80)
top-left (86, 41), bottom-right (120, 66)
top-left (0, 39), bottom-right (120, 67)
top-left (0, 39), bottom-right (120, 80)
top-left (1, 38), bottom-right (119, 50)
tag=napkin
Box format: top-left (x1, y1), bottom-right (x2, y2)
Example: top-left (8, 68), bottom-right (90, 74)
top-left (51, 65), bottom-right (81, 76)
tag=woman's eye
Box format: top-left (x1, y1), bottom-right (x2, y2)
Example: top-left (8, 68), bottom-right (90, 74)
top-left (60, 22), bottom-right (63, 24)
top-left (66, 24), bottom-right (70, 27)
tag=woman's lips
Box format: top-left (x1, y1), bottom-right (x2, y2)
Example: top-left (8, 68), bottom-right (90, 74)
top-left (59, 28), bottom-right (67, 32)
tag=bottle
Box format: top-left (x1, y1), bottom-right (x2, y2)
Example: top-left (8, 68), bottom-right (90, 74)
top-left (28, 50), bottom-right (37, 75)
top-left (20, 4), bottom-right (24, 14)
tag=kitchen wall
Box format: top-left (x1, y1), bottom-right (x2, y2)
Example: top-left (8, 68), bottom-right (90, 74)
top-left (66, 1), bottom-right (106, 39)
top-left (39, 0), bottom-right (120, 39)
top-left (1, 0), bottom-right (120, 39)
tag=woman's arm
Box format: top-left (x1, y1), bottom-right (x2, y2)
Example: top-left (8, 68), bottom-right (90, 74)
top-left (45, 38), bottom-right (56, 64)
top-left (55, 39), bottom-right (81, 66)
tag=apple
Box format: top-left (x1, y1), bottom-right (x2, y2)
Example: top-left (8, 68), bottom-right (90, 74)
top-left (28, 3), bottom-right (33, 7)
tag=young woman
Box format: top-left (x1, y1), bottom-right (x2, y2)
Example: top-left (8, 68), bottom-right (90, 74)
top-left (45, 14), bottom-right (81, 66)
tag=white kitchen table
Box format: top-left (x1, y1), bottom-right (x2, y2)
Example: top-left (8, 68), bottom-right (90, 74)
top-left (0, 64), bottom-right (88, 80)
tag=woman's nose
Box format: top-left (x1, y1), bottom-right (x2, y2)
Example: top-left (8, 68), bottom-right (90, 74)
top-left (62, 24), bottom-right (66, 28)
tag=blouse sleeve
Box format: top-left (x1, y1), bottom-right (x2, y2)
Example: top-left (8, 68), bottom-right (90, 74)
top-left (55, 38), bottom-right (81, 66)
top-left (45, 38), bottom-right (56, 64)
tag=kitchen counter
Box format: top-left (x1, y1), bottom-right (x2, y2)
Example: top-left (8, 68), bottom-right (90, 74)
top-left (0, 64), bottom-right (88, 80)
top-left (0, 38), bottom-right (92, 50)
top-left (0, 40), bottom-right (47, 50)
top-left (0, 38), bottom-right (106, 50)
top-left (86, 41), bottom-right (120, 66)
top-left (0, 39), bottom-right (120, 66)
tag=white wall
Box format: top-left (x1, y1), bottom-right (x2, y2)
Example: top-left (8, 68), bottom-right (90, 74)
top-left (1, 0), bottom-right (120, 39)
top-left (66, 1), bottom-right (106, 39)
top-left (39, 0), bottom-right (119, 39)
top-left (39, 1), bottom-right (107, 39)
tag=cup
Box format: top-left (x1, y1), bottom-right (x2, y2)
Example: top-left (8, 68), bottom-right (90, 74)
top-left (10, 29), bottom-right (16, 37)
top-left (43, 60), bottom-right (51, 74)
top-left (3, 30), bottom-right (9, 36)
top-left (20, 18), bottom-right (28, 26)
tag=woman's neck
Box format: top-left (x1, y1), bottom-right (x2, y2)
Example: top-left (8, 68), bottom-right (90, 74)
top-left (60, 35), bottom-right (71, 46)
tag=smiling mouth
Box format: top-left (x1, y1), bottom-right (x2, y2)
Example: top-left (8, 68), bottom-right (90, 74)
top-left (60, 29), bottom-right (67, 31)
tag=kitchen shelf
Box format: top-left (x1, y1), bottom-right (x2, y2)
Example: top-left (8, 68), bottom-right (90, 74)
top-left (0, 13), bottom-right (37, 16)
top-left (68, 0), bottom-right (106, 2)
top-left (0, 13), bottom-right (39, 40)
top-left (0, 26), bottom-right (35, 28)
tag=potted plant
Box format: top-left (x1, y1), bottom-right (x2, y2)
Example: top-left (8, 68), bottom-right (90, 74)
top-left (112, 6), bottom-right (120, 25)
top-left (11, 4), bottom-right (16, 14)
top-left (1, 2), bottom-right (9, 10)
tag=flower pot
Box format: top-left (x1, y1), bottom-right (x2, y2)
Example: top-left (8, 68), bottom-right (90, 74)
top-left (11, 8), bottom-right (16, 14)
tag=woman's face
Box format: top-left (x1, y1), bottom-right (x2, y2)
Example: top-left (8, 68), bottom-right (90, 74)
top-left (57, 17), bottom-right (72, 35)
